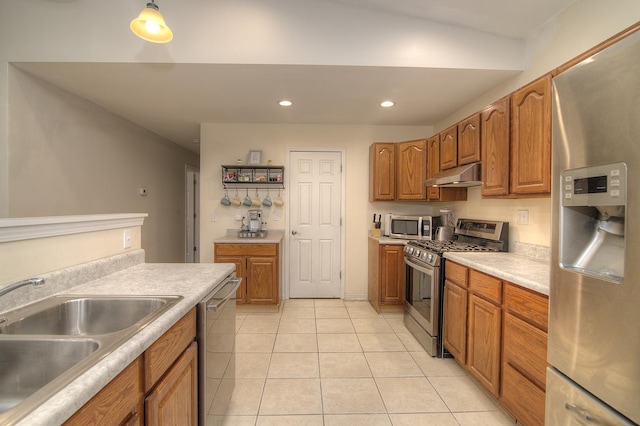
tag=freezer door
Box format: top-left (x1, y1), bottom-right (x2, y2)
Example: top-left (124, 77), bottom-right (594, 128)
top-left (546, 368), bottom-right (635, 425)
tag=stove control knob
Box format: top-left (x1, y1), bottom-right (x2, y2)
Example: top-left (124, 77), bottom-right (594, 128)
top-left (415, 249), bottom-right (421, 257)
top-left (427, 254), bottom-right (433, 262)
top-left (406, 247), bottom-right (413, 255)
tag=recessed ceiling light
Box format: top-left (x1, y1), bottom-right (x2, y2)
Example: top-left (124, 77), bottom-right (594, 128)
top-left (380, 100), bottom-right (395, 108)
top-left (279, 100), bottom-right (293, 107)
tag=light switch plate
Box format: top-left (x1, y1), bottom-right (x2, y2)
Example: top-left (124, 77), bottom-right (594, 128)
top-left (517, 209), bottom-right (529, 225)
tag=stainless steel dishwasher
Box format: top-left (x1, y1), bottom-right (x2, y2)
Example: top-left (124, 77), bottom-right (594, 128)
top-left (197, 273), bottom-right (241, 425)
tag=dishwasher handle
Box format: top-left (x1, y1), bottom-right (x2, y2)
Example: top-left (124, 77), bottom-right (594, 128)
top-left (206, 278), bottom-right (242, 312)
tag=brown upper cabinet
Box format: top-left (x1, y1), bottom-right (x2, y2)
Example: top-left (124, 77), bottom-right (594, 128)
top-left (439, 125), bottom-right (458, 170)
top-left (369, 143), bottom-right (396, 201)
top-left (458, 113), bottom-right (481, 166)
top-left (480, 76), bottom-right (551, 198)
top-left (396, 139), bottom-right (428, 200)
top-left (481, 96), bottom-right (511, 197)
top-left (510, 75), bottom-right (552, 196)
top-left (426, 134), bottom-right (467, 202)
top-left (370, 140), bottom-right (428, 201)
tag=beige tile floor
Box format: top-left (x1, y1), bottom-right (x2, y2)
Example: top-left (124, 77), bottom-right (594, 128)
top-left (211, 299), bottom-right (516, 426)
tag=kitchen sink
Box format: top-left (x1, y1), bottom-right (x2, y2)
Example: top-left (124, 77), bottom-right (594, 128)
top-left (0, 338), bottom-right (100, 414)
top-left (0, 296), bottom-right (174, 335)
top-left (0, 294), bottom-right (182, 424)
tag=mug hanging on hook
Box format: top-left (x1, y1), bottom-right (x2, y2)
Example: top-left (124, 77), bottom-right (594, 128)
top-left (274, 189), bottom-right (284, 207)
top-left (243, 189), bottom-right (253, 206)
top-left (220, 188), bottom-right (231, 206)
top-left (262, 189), bottom-right (272, 207)
top-left (252, 189), bottom-right (262, 207)
top-left (231, 189), bottom-right (242, 206)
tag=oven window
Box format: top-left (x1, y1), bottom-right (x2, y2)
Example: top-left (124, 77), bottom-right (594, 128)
top-left (406, 263), bottom-right (434, 334)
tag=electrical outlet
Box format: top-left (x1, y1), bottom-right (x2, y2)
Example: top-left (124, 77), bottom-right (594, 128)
top-left (273, 211), bottom-right (280, 221)
top-left (235, 214), bottom-right (243, 221)
top-left (211, 212), bottom-right (217, 222)
top-left (517, 209), bottom-right (529, 225)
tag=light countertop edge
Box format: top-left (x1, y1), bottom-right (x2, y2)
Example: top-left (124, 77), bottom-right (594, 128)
top-left (16, 262), bottom-right (235, 426)
top-left (213, 229), bottom-right (284, 244)
top-left (444, 252), bottom-right (550, 296)
top-left (368, 235), bottom-right (409, 245)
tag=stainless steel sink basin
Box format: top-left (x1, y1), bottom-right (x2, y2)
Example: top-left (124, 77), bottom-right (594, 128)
top-left (0, 338), bottom-right (100, 414)
top-left (0, 296), bottom-right (172, 335)
top-left (0, 294), bottom-right (182, 425)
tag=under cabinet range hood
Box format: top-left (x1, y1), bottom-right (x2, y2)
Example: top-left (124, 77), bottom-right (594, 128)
top-left (425, 162), bottom-right (482, 187)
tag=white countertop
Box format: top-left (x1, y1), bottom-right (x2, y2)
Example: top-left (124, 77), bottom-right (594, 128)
top-left (369, 235), bottom-right (409, 245)
top-left (16, 262), bottom-right (235, 426)
top-left (444, 252), bottom-right (550, 295)
top-left (214, 229), bottom-right (284, 244)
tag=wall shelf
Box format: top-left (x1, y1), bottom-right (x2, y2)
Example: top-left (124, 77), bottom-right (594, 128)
top-left (222, 165), bottom-right (284, 189)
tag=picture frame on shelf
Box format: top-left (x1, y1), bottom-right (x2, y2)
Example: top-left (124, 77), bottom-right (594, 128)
top-left (248, 150), bottom-right (262, 165)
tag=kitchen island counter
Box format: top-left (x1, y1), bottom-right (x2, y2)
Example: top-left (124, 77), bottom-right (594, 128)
top-left (10, 256), bottom-right (235, 426)
top-left (444, 251), bottom-right (549, 295)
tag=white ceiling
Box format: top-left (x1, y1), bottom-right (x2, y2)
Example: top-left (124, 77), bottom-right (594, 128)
top-left (14, 0), bottom-right (574, 153)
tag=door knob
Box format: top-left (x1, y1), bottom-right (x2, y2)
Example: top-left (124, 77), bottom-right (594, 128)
top-left (291, 230), bottom-right (297, 235)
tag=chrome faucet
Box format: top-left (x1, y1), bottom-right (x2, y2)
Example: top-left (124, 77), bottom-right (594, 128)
top-left (0, 278), bottom-right (45, 298)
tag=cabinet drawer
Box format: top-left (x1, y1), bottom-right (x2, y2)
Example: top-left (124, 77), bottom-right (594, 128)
top-left (65, 357), bottom-right (142, 425)
top-left (144, 308), bottom-right (196, 392)
top-left (469, 269), bottom-right (502, 304)
top-left (215, 243), bottom-right (277, 256)
top-left (445, 262), bottom-right (468, 288)
top-left (503, 312), bottom-right (548, 388)
top-left (504, 283), bottom-right (548, 331)
top-left (501, 362), bottom-right (546, 426)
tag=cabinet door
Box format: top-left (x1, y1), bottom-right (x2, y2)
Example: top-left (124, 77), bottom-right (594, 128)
top-left (427, 135), bottom-right (440, 179)
top-left (369, 143), bottom-right (396, 201)
top-left (146, 342), bottom-right (198, 426)
top-left (501, 362), bottom-right (546, 426)
top-left (458, 113), bottom-right (481, 165)
top-left (380, 244), bottom-right (405, 304)
top-left (443, 280), bottom-right (467, 363)
top-left (467, 294), bottom-right (501, 397)
top-left (64, 357), bottom-right (143, 426)
top-left (511, 75), bottom-right (552, 195)
top-left (397, 140), bottom-right (427, 200)
top-left (215, 255), bottom-right (246, 304)
top-left (481, 96), bottom-right (511, 197)
top-left (247, 256), bottom-right (279, 304)
top-left (439, 126), bottom-right (458, 170)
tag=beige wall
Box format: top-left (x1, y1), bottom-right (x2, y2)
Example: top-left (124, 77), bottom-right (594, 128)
top-left (8, 69), bottom-right (199, 262)
top-left (0, 227), bottom-right (142, 285)
top-left (200, 124), bottom-right (434, 299)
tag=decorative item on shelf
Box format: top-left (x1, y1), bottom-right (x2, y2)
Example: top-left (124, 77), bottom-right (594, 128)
top-left (248, 150), bottom-right (262, 165)
top-left (223, 168), bottom-right (238, 183)
top-left (238, 169), bottom-right (252, 183)
top-left (269, 168), bottom-right (283, 183)
top-left (253, 169), bottom-right (268, 183)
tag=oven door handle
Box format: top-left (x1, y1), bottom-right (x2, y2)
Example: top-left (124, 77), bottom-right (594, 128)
top-left (404, 256), bottom-right (435, 275)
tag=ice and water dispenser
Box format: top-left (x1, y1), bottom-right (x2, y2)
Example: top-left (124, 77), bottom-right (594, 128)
top-left (559, 162), bottom-right (627, 282)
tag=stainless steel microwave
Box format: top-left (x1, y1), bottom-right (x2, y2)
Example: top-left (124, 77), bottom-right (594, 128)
top-left (388, 215), bottom-right (441, 240)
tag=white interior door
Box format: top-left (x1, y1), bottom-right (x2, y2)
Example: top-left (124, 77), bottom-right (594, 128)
top-left (288, 150), bottom-right (343, 298)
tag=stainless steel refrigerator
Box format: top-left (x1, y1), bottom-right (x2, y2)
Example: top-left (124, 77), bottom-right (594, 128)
top-left (548, 29), bottom-right (640, 424)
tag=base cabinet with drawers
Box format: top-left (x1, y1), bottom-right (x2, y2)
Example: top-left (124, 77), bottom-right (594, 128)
top-left (443, 261), bottom-right (549, 425)
top-left (214, 243), bottom-right (279, 305)
top-left (65, 309), bottom-right (198, 426)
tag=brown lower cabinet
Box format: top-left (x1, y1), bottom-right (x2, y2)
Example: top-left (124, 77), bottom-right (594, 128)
top-left (443, 262), bottom-right (549, 425)
top-left (368, 238), bottom-right (405, 313)
top-left (64, 308), bottom-right (197, 426)
top-left (214, 243), bottom-right (279, 305)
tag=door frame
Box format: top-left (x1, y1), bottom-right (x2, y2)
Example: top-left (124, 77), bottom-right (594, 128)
top-left (284, 147), bottom-right (346, 300)
top-left (185, 165), bottom-right (200, 263)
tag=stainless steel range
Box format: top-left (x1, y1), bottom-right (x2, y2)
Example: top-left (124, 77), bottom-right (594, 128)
top-left (404, 218), bottom-right (508, 357)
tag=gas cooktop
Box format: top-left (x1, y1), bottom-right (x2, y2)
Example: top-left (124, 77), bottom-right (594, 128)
top-left (404, 219), bottom-right (509, 266)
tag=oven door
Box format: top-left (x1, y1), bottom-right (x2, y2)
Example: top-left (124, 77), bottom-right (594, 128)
top-left (404, 256), bottom-right (440, 351)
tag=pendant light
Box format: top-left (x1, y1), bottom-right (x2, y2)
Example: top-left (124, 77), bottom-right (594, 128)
top-left (130, 0), bottom-right (173, 43)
